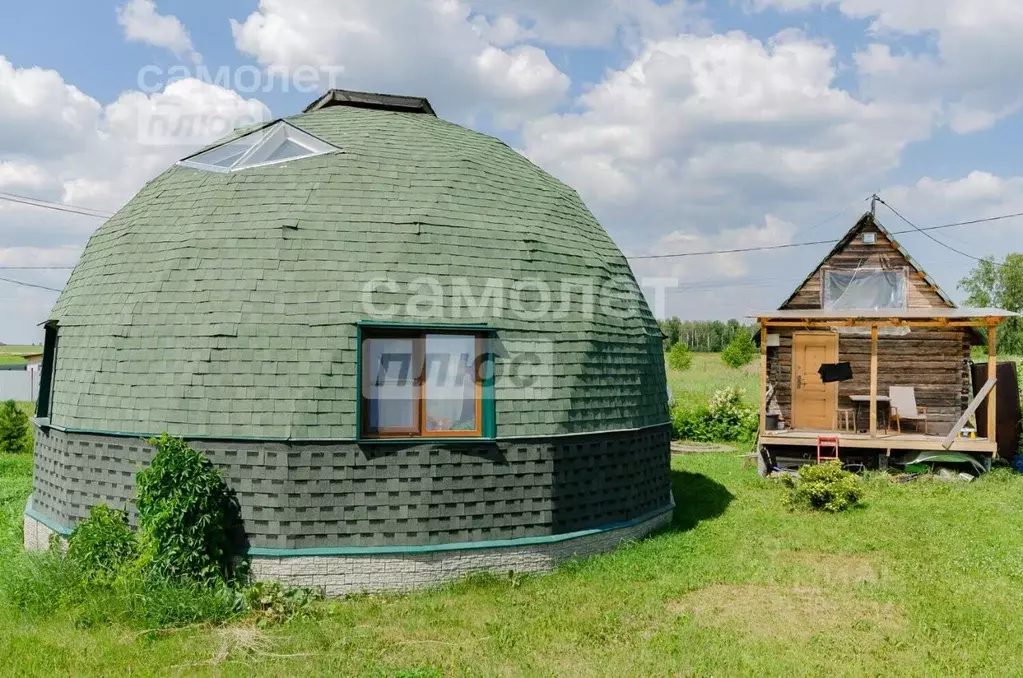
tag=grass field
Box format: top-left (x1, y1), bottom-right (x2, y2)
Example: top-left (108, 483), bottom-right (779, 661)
top-left (5, 450), bottom-right (1023, 675)
top-left (667, 353), bottom-right (759, 408)
top-left (0, 345), bottom-right (42, 367)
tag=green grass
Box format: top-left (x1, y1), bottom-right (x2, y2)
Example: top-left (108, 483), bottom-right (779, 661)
top-left (5, 450), bottom-right (1023, 675)
top-left (668, 352), bottom-right (759, 408)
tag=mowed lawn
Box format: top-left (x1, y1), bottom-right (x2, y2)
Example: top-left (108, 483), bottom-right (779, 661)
top-left (667, 352), bottom-right (759, 408)
top-left (4, 449), bottom-right (1023, 676)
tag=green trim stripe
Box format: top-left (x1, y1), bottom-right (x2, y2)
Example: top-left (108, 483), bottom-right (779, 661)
top-left (25, 496), bottom-right (675, 557)
top-left (33, 420), bottom-right (669, 443)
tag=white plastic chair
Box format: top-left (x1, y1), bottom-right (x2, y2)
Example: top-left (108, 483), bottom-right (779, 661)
top-left (889, 386), bottom-right (928, 434)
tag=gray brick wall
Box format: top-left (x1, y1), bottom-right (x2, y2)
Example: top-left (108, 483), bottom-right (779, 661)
top-left (31, 425), bottom-right (671, 549)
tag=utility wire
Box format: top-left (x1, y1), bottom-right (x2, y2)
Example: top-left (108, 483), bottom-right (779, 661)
top-left (876, 197), bottom-right (985, 262)
top-left (0, 276), bottom-right (63, 293)
top-left (0, 191), bottom-right (114, 219)
top-left (628, 209), bottom-right (1023, 260)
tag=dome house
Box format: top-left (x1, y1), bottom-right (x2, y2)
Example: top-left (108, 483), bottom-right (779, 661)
top-left (24, 90), bottom-right (673, 595)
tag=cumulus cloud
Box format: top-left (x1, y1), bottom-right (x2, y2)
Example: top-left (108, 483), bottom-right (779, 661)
top-left (0, 58), bottom-right (268, 342)
top-left (754, 0), bottom-right (1023, 133)
top-left (230, 0), bottom-right (570, 125)
top-left (522, 30), bottom-right (932, 237)
top-left (469, 0), bottom-right (701, 49)
top-left (117, 0), bottom-right (200, 62)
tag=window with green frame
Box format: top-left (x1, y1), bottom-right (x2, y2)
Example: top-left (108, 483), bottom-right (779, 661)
top-left (359, 327), bottom-right (495, 439)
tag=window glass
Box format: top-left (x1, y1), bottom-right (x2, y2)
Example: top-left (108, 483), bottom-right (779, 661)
top-left (364, 338), bottom-right (417, 433)
top-left (360, 330), bottom-right (489, 438)
top-left (823, 269), bottom-right (906, 309)
top-left (179, 121), bottom-right (337, 173)
top-left (424, 335), bottom-right (478, 432)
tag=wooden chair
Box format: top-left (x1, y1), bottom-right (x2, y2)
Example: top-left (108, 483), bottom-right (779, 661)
top-left (889, 386), bottom-right (928, 434)
top-left (817, 435), bottom-right (840, 463)
top-left (834, 408), bottom-right (854, 432)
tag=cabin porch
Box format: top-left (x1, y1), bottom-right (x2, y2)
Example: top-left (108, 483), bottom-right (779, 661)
top-left (759, 429), bottom-right (997, 454)
top-left (753, 308), bottom-right (1013, 472)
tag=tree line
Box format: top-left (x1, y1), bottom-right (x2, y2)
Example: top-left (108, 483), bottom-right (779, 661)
top-left (658, 318), bottom-right (757, 353)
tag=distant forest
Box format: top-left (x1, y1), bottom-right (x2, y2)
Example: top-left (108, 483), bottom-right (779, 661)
top-left (658, 318), bottom-right (757, 353)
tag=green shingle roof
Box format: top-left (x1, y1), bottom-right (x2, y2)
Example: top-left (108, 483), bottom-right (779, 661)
top-left (48, 98), bottom-right (667, 440)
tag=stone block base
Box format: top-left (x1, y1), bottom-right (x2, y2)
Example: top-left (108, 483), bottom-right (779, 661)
top-left (23, 513), bottom-right (65, 551)
top-left (248, 505), bottom-right (673, 597)
top-left (24, 503), bottom-right (673, 597)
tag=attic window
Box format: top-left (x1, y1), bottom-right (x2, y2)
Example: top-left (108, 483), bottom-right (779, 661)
top-left (823, 268), bottom-right (907, 310)
top-left (179, 121), bottom-right (337, 173)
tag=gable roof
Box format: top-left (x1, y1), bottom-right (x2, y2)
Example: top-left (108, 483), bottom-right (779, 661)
top-left (779, 211), bottom-right (957, 310)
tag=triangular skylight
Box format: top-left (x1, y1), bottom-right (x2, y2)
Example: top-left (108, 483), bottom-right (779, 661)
top-left (179, 121), bottom-right (338, 173)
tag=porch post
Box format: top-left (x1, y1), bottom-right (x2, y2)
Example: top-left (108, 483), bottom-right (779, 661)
top-left (869, 324), bottom-right (878, 438)
top-left (988, 321), bottom-right (998, 451)
top-left (760, 322), bottom-right (768, 434)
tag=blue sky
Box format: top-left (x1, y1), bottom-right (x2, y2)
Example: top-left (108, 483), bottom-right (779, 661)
top-left (1, 0), bottom-right (1023, 343)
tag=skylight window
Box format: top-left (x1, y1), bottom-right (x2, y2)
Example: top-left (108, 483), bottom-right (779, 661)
top-left (179, 121), bottom-right (337, 173)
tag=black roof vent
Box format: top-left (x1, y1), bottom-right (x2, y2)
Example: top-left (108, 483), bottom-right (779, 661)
top-left (304, 89), bottom-right (436, 116)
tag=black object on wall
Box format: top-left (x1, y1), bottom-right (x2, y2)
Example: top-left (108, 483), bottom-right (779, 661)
top-left (971, 362), bottom-right (1021, 459)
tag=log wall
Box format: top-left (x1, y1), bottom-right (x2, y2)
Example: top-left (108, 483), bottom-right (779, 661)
top-left (770, 328), bottom-right (971, 435)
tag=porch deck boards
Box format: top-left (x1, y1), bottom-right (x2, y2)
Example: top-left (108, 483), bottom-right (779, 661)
top-left (760, 429), bottom-right (996, 454)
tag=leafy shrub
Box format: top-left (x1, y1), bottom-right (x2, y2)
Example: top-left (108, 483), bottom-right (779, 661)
top-left (721, 329), bottom-right (757, 369)
top-left (671, 387), bottom-right (758, 443)
top-left (0, 400), bottom-right (30, 455)
top-left (136, 434), bottom-right (232, 586)
top-left (67, 505), bottom-right (138, 585)
top-left (782, 461), bottom-right (863, 512)
top-left (240, 580), bottom-right (322, 627)
top-left (667, 341), bottom-right (693, 372)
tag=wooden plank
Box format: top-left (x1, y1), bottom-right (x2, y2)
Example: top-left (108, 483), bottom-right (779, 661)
top-left (761, 431), bottom-right (997, 453)
top-left (942, 376), bottom-right (997, 449)
top-left (760, 324), bottom-right (768, 434)
top-left (869, 325), bottom-right (878, 438)
top-left (988, 323), bottom-right (998, 451)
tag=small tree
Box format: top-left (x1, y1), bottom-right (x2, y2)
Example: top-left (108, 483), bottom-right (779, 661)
top-left (721, 329), bottom-right (757, 369)
top-left (0, 400), bottom-right (30, 454)
top-left (667, 341), bottom-right (693, 372)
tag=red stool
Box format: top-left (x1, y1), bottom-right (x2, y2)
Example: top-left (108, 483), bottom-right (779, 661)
top-left (816, 435), bottom-right (840, 463)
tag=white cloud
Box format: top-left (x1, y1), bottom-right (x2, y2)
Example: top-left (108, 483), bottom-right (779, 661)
top-left (754, 0), bottom-right (1023, 133)
top-left (117, 0), bottom-right (200, 62)
top-left (0, 58), bottom-right (269, 342)
top-left (523, 30), bottom-right (931, 233)
top-left (230, 0), bottom-right (570, 125)
top-left (468, 0), bottom-right (702, 49)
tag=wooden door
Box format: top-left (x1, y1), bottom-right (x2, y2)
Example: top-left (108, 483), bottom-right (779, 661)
top-left (792, 333), bottom-right (838, 430)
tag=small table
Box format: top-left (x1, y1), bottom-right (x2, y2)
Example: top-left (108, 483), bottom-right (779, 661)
top-left (847, 395), bottom-right (891, 433)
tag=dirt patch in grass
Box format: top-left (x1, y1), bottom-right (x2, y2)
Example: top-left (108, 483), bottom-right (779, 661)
top-left (670, 584), bottom-right (903, 640)
top-left (778, 551), bottom-right (880, 585)
top-left (671, 442), bottom-right (734, 455)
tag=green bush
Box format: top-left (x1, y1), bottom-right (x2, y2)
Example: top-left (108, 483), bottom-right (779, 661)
top-left (67, 505), bottom-right (137, 586)
top-left (667, 341), bottom-right (693, 372)
top-left (721, 329), bottom-right (757, 369)
top-left (782, 461), bottom-right (863, 512)
top-left (0, 400), bottom-right (30, 455)
top-left (136, 434), bottom-right (231, 586)
top-left (671, 387), bottom-right (758, 443)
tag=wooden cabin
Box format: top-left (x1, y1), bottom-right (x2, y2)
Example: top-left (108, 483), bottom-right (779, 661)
top-left (753, 211), bottom-right (1015, 472)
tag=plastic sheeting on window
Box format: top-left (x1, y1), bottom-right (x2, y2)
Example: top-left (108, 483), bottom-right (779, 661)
top-left (823, 268), bottom-right (907, 309)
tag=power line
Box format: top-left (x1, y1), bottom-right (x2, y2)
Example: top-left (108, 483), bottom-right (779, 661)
top-left (876, 197), bottom-right (985, 262)
top-left (628, 209), bottom-right (1023, 260)
top-left (0, 191), bottom-right (114, 219)
top-left (0, 276), bottom-right (63, 293)
top-left (0, 266), bottom-right (75, 272)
